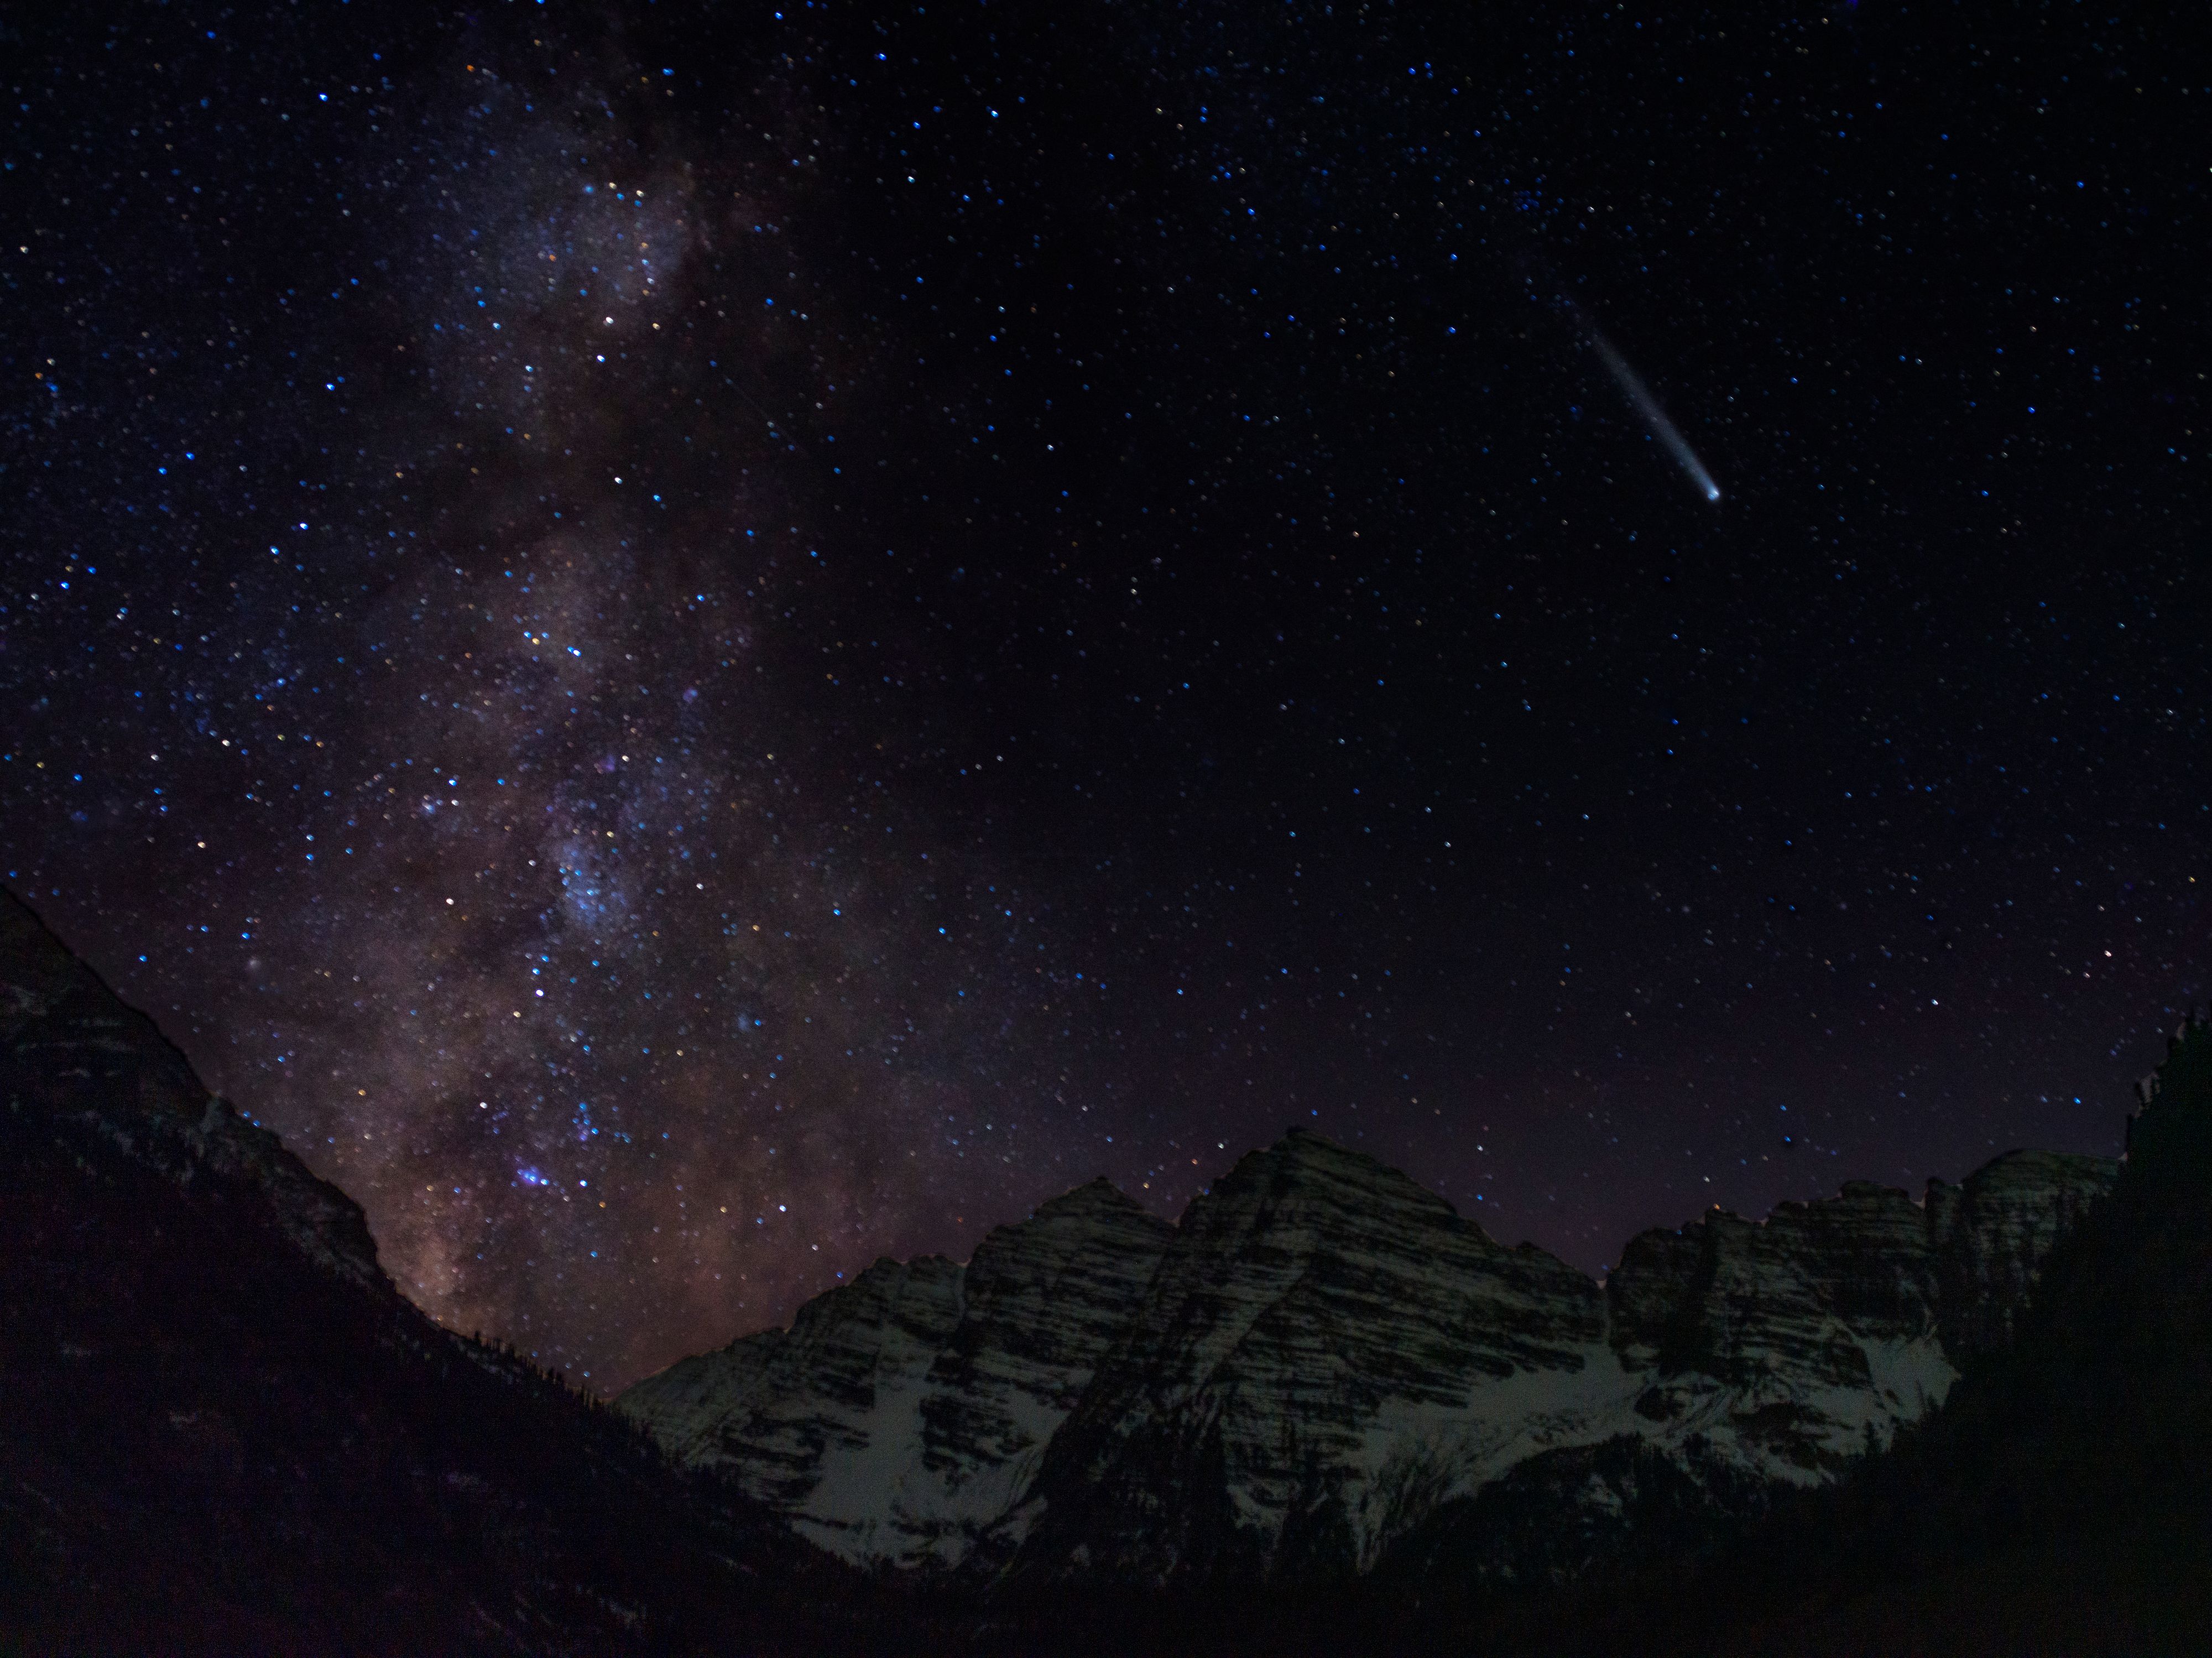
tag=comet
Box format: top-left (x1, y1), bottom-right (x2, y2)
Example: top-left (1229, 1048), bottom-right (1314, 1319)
top-left (1580, 317), bottom-right (1722, 502)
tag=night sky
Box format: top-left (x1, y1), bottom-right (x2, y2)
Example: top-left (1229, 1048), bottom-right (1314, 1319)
top-left (5, 1), bottom-right (2206, 1390)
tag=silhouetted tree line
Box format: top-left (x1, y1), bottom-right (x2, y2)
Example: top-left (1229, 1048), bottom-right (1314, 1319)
top-left (8, 855), bottom-right (2205, 1657)
top-left (1, 1074), bottom-right (900, 1656)
top-left (915, 1016), bottom-right (2212, 1657)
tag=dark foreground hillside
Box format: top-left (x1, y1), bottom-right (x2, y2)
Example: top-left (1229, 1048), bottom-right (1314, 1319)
top-left (1533, 1014), bottom-right (2212, 1655)
top-left (0, 888), bottom-right (913, 1656)
top-left (951, 1021), bottom-right (2212, 1657)
top-left (6, 872), bottom-right (2208, 1656)
top-left (1656, 1014), bottom-right (2212, 1656)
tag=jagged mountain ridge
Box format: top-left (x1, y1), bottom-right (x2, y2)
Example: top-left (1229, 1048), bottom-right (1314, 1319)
top-left (0, 886), bottom-right (884, 1655)
top-left (618, 1126), bottom-right (2114, 1588)
top-left (5, 874), bottom-right (2183, 1651)
top-left (0, 882), bottom-right (385, 1292)
top-left (618, 1176), bottom-right (1176, 1569)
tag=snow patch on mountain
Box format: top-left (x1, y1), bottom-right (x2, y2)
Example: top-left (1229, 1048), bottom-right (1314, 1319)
top-left (618, 1125), bottom-right (2115, 1586)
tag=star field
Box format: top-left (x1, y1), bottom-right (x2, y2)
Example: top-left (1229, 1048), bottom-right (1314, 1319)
top-left (3, 1), bottom-right (2206, 1389)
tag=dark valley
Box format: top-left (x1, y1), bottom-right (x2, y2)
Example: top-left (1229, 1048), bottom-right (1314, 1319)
top-left (5, 886), bottom-right (2207, 1654)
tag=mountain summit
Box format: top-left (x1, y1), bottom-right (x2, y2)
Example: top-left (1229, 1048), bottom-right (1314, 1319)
top-left (7, 879), bottom-right (2195, 1652)
top-left (618, 1120), bottom-right (2113, 1587)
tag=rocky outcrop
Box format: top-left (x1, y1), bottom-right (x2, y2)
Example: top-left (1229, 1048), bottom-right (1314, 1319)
top-left (618, 1178), bottom-right (1174, 1568)
top-left (1, 884), bottom-right (868, 1653)
top-left (620, 1129), bottom-right (2117, 1591)
top-left (1601, 1149), bottom-right (2115, 1503)
top-left (0, 887), bottom-right (382, 1287)
top-left (988, 1130), bottom-right (1613, 1585)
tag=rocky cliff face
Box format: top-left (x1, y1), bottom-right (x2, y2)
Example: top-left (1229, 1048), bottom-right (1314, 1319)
top-left (2, 887), bottom-right (864, 1654)
top-left (985, 1130), bottom-right (1613, 1585)
top-left (619, 1177), bottom-right (1174, 1568)
top-left (0, 887), bottom-right (383, 1287)
top-left (618, 1128), bottom-right (2116, 1590)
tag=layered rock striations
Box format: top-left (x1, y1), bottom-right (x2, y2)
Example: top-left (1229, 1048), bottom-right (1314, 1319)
top-left (618, 1126), bottom-right (2116, 1588)
top-left (618, 1177), bottom-right (1174, 1568)
top-left (988, 1130), bottom-right (1614, 1584)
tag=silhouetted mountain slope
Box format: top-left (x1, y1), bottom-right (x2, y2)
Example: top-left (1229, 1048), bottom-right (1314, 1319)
top-left (1654, 1016), bottom-right (2212, 1654)
top-left (0, 888), bottom-right (897, 1656)
top-left (1027, 1019), bottom-right (2212, 1657)
top-left (12, 872), bottom-right (2203, 1657)
top-left (1304, 1023), bottom-right (2210, 1656)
